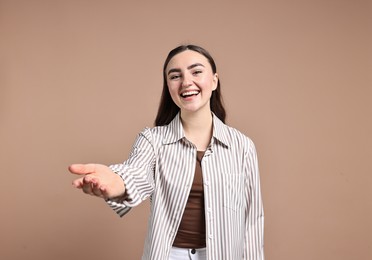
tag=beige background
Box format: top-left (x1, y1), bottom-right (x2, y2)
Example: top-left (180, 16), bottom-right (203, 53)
top-left (0, 0), bottom-right (371, 259)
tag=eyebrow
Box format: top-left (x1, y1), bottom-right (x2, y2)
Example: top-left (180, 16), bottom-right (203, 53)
top-left (167, 63), bottom-right (205, 75)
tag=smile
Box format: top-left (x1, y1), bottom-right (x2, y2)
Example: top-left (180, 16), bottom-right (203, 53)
top-left (180, 90), bottom-right (200, 98)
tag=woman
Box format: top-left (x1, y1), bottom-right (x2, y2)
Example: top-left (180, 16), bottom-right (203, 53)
top-left (69, 45), bottom-right (264, 260)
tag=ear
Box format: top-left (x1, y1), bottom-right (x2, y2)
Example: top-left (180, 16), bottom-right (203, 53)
top-left (212, 73), bottom-right (218, 91)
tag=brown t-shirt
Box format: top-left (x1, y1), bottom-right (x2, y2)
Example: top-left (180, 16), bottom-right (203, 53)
top-left (173, 151), bottom-right (206, 248)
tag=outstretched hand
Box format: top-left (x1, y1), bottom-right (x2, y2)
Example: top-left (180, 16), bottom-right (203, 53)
top-left (68, 163), bottom-right (125, 200)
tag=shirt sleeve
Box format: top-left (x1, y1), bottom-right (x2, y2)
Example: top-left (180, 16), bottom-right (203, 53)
top-left (106, 127), bottom-right (156, 217)
top-left (244, 139), bottom-right (265, 259)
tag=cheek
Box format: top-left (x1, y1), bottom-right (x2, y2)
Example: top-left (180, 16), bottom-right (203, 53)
top-left (167, 84), bottom-right (179, 98)
top-left (200, 78), bottom-right (215, 91)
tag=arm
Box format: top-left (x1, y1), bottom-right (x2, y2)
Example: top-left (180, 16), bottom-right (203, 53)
top-left (69, 128), bottom-right (156, 217)
top-left (244, 140), bottom-right (265, 260)
top-left (106, 128), bottom-right (156, 217)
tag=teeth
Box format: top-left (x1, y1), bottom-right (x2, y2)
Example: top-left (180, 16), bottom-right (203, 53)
top-left (181, 90), bottom-right (199, 97)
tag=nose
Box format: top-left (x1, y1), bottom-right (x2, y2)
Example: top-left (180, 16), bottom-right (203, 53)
top-left (181, 74), bottom-right (192, 88)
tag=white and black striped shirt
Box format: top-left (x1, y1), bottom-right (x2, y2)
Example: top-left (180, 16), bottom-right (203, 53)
top-left (107, 113), bottom-right (264, 259)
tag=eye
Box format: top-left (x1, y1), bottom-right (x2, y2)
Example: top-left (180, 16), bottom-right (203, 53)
top-left (169, 74), bottom-right (181, 80)
top-left (192, 70), bottom-right (203, 76)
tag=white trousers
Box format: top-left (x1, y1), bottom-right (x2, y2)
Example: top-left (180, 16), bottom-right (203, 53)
top-left (169, 247), bottom-right (207, 260)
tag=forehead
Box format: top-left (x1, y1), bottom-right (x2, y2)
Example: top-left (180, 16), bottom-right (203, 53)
top-left (166, 50), bottom-right (211, 71)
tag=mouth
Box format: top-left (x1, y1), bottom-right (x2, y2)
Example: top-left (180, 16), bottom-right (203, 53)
top-left (180, 90), bottom-right (200, 98)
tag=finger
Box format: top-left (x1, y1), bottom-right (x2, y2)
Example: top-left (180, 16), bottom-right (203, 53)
top-left (68, 164), bottom-right (97, 175)
top-left (99, 185), bottom-right (115, 200)
top-left (91, 179), bottom-right (104, 197)
top-left (82, 183), bottom-right (93, 195)
top-left (82, 176), bottom-right (94, 195)
top-left (72, 177), bottom-right (84, 188)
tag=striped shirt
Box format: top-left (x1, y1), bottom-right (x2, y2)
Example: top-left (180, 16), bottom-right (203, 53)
top-left (107, 113), bottom-right (264, 259)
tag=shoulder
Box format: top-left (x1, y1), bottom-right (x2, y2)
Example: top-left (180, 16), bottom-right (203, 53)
top-left (222, 124), bottom-right (257, 154)
top-left (136, 125), bottom-right (168, 146)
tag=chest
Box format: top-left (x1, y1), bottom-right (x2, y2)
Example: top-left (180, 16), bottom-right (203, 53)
top-left (154, 143), bottom-right (246, 208)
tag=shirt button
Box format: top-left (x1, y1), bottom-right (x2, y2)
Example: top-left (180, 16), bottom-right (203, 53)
top-left (191, 248), bottom-right (196, 254)
top-left (209, 234), bottom-right (213, 239)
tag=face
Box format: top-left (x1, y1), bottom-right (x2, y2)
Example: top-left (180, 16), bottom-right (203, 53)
top-left (165, 50), bottom-right (218, 115)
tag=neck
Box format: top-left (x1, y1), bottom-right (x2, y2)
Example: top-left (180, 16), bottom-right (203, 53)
top-left (181, 109), bottom-right (212, 130)
top-left (180, 109), bottom-right (213, 151)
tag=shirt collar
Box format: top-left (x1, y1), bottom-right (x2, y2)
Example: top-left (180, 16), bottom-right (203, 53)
top-left (163, 113), bottom-right (184, 145)
top-left (212, 113), bottom-right (230, 148)
top-left (163, 112), bottom-right (230, 148)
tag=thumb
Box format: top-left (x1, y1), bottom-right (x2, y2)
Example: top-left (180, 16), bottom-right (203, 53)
top-left (68, 163), bottom-right (97, 175)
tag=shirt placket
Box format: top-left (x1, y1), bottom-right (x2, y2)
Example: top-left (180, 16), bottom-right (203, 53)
top-left (202, 146), bottom-right (214, 258)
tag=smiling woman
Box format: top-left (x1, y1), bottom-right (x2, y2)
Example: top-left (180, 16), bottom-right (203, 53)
top-left (69, 45), bottom-right (264, 260)
top-left (155, 45), bottom-right (226, 127)
top-left (166, 51), bottom-right (218, 124)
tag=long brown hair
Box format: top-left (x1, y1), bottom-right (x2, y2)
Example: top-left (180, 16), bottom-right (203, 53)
top-left (155, 44), bottom-right (226, 126)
